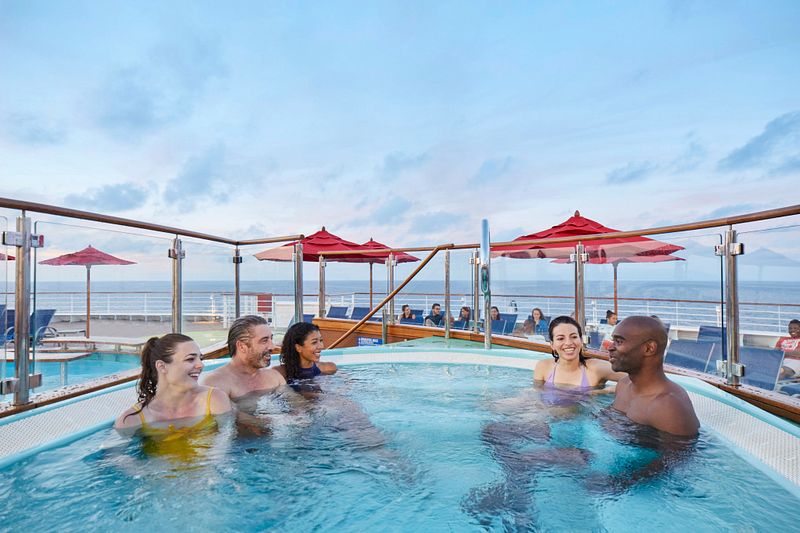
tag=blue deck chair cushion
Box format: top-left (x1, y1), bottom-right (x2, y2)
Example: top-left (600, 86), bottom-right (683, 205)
top-left (588, 331), bottom-right (603, 349)
top-left (399, 316), bottom-right (423, 325)
top-left (738, 346), bottom-right (785, 390)
top-left (302, 314), bottom-right (315, 323)
top-left (452, 320), bottom-right (469, 330)
top-left (327, 306), bottom-right (349, 319)
top-left (498, 313), bottom-right (518, 334)
top-left (491, 319), bottom-right (507, 334)
top-left (665, 339), bottom-right (715, 373)
top-left (698, 325), bottom-right (726, 343)
top-left (350, 307), bottom-right (370, 320)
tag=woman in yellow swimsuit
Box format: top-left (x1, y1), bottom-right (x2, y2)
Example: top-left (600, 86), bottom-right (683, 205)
top-left (114, 333), bottom-right (231, 434)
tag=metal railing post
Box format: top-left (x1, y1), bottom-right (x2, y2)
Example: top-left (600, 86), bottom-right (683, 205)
top-left (319, 257), bottom-right (326, 318)
top-left (233, 247), bottom-right (242, 320)
top-left (293, 243), bottom-right (303, 325)
top-left (480, 220), bottom-right (491, 350)
top-left (170, 237), bottom-right (184, 333)
top-left (13, 214), bottom-right (32, 405)
top-left (573, 243), bottom-right (587, 336)
top-left (472, 250), bottom-right (480, 333)
top-left (387, 253), bottom-right (395, 324)
top-left (444, 249), bottom-right (451, 345)
top-left (722, 227), bottom-right (743, 387)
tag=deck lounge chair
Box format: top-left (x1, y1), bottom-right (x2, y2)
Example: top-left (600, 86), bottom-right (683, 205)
top-left (303, 314), bottom-right (315, 323)
top-left (410, 309), bottom-right (424, 320)
top-left (698, 325), bottom-right (726, 343)
top-left (452, 320), bottom-right (470, 330)
top-left (5, 308), bottom-right (57, 345)
top-left (400, 316), bottom-right (423, 325)
top-left (587, 331), bottom-right (603, 350)
top-left (738, 346), bottom-right (785, 390)
top-left (326, 306), bottom-right (349, 319)
top-left (665, 339), bottom-right (715, 373)
top-left (499, 313), bottom-right (518, 334)
top-left (351, 307), bottom-right (380, 322)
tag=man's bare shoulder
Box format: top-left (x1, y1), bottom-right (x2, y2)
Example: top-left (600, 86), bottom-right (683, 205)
top-left (200, 363), bottom-right (234, 388)
top-left (261, 367), bottom-right (287, 385)
top-left (647, 386), bottom-right (700, 436)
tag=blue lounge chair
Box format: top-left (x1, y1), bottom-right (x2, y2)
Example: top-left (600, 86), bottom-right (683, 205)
top-left (400, 316), bottom-right (423, 325)
top-left (665, 339), bottom-right (715, 373)
top-left (499, 313), bottom-right (518, 334)
top-left (491, 319), bottom-right (507, 334)
top-left (303, 314), bottom-right (315, 323)
top-left (780, 382), bottom-right (800, 397)
top-left (410, 309), bottom-right (424, 319)
top-left (327, 306), bottom-right (349, 319)
top-left (351, 307), bottom-right (381, 322)
top-left (738, 346), bottom-right (785, 390)
top-left (587, 331), bottom-right (603, 349)
top-left (698, 325), bottom-right (726, 343)
top-left (452, 320), bottom-right (470, 330)
top-left (6, 308), bottom-right (57, 345)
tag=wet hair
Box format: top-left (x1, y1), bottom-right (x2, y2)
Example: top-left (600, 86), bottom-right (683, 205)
top-left (548, 315), bottom-right (587, 365)
top-left (228, 315), bottom-right (268, 357)
top-left (281, 322), bottom-right (321, 380)
top-left (128, 333), bottom-right (194, 420)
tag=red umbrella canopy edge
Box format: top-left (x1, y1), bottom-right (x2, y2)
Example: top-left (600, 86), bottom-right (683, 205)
top-left (254, 227), bottom-right (372, 262)
top-left (359, 238), bottom-right (419, 264)
top-left (39, 245), bottom-right (136, 266)
top-left (494, 211), bottom-right (684, 259)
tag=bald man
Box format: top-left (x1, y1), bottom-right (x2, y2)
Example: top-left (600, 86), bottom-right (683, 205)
top-left (608, 316), bottom-right (700, 436)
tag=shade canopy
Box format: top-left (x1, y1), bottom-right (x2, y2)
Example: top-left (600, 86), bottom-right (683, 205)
top-left (254, 227), bottom-right (367, 262)
top-left (494, 211), bottom-right (684, 260)
top-left (359, 238), bottom-right (419, 264)
top-left (39, 245), bottom-right (135, 338)
top-left (39, 245), bottom-right (136, 267)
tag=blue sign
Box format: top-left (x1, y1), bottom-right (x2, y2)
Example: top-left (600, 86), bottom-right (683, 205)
top-left (357, 336), bottom-right (383, 347)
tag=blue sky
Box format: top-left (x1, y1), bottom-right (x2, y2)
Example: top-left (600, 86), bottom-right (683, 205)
top-left (1, 0), bottom-right (799, 283)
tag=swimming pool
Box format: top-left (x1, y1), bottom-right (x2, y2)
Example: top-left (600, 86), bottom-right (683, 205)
top-left (1, 352), bottom-right (139, 398)
top-left (0, 348), bottom-right (798, 531)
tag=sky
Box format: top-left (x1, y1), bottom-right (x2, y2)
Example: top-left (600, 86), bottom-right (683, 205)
top-left (1, 0), bottom-right (799, 283)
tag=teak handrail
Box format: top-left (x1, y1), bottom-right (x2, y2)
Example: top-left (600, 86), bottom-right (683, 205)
top-left (327, 244), bottom-right (454, 349)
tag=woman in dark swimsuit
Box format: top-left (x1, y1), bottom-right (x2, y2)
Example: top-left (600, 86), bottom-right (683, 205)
top-left (275, 322), bottom-right (338, 382)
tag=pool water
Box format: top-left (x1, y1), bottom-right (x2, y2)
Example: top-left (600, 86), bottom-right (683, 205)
top-left (1, 353), bottom-right (139, 397)
top-left (0, 363), bottom-right (797, 531)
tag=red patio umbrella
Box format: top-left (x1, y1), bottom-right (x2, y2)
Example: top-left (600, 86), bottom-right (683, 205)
top-left (494, 211), bottom-right (683, 260)
top-left (0, 253), bottom-right (15, 261)
top-left (359, 238), bottom-right (419, 308)
top-left (39, 246), bottom-right (135, 338)
top-left (552, 254), bottom-right (684, 314)
top-left (254, 227), bottom-right (366, 262)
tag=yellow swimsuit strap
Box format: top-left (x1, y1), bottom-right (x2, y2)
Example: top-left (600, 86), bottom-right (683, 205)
top-left (136, 387), bottom-right (215, 428)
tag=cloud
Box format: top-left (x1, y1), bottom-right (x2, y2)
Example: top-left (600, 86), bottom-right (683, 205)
top-left (668, 140), bottom-right (706, 173)
top-left (412, 211), bottom-right (469, 232)
top-left (3, 113), bottom-right (66, 146)
top-left (606, 161), bottom-right (658, 184)
top-left (470, 156), bottom-right (514, 185)
top-left (378, 151), bottom-right (429, 182)
top-left (63, 182), bottom-right (150, 212)
top-left (769, 155), bottom-right (800, 177)
top-left (345, 196), bottom-right (414, 227)
top-left (90, 36), bottom-right (227, 140)
top-left (717, 111), bottom-right (800, 172)
top-left (163, 145), bottom-right (227, 208)
top-left (702, 203), bottom-right (764, 219)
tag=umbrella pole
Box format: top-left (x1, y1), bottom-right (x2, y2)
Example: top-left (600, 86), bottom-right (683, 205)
top-left (613, 263), bottom-right (618, 316)
top-left (369, 263), bottom-right (373, 309)
top-left (86, 265), bottom-right (91, 338)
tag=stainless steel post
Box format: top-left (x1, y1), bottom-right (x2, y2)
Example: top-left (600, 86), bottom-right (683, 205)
top-left (293, 243), bottom-right (303, 325)
top-left (319, 257), bottom-right (326, 318)
top-left (724, 227), bottom-right (742, 387)
top-left (233, 247), bottom-right (241, 319)
top-left (170, 237), bottom-right (184, 333)
top-left (387, 253), bottom-right (395, 324)
top-left (472, 250), bottom-right (480, 334)
top-left (480, 220), bottom-right (491, 350)
top-left (381, 308), bottom-right (388, 344)
top-left (13, 214), bottom-right (32, 405)
top-left (444, 249), bottom-right (451, 345)
top-left (573, 243), bottom-right (587, 336)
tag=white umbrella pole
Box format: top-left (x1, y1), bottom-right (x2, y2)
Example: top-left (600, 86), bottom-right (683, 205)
top-left (86, 265), bottom-right (91, 338)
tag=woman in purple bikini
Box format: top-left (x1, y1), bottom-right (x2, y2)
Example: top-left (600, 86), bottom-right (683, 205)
top-left (534, 316), bottom-right (623, 390)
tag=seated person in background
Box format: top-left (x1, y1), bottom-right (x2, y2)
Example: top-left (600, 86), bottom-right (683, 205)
top-left (200, 315), bottom-right (286, 399)
top-left (534, 316), bottom-right (624, 390)
top-left (115, 333), bottom-right (231, 431)
top-left (775, 319), bottom-right (800, 357)
top-left (489, 306), bottom-right (501, 322)
top-left (609, 316), bottom-right (700, 436)
top-left (606, 310), bottom-right (618, 326)
top-left (425, 303), bottom-right (445, 327)
top-left (598, 310), bottom-right (619, 349)
top-left (399, 304), bottom-right (417, 321)
top-left (457, 306), bottom-right (472, 325)
top-left (522, 307), bottom-right (547, 336)
top-left (275, 322), bottom-right (337, 381)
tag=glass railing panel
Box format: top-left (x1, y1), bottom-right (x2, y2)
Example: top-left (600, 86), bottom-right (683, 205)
top-left (180, 239), bottom-right (236, 350)
top-left (736, 216), bottom-right (800, 395)
top-left (618, 230), bottom-right (725, 373)
top-left (390, 250), bottom-right (447, 343)
top-left (446, 249), bottom-right (478, 335)
top-left (1, 215), bottom-right (10, 404)
top-left (241, 243), bottom-right (298, 345)
top-left (492, 242), bottom-right (575, 341)
top-left (29, 220), bottom-right (172, 395)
